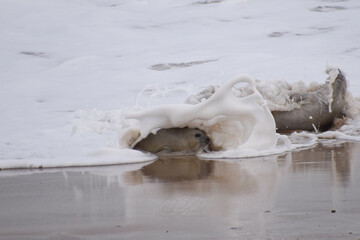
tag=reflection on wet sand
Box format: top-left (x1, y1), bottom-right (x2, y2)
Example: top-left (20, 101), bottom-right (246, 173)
top-left (290, 141), bottom-right (358, 187)
top-left (120, 142), bottom-right (360, 239)
top-left (141, 156), bottom-right (213, 182)
top-left (268, 142), bottom-right (360, 240)
top-left (122, 154), bottom-right (280, 238)
top-left (123, 156), bottom-right (275, 196)
top-left (1, 142), bottom-right (360, 239)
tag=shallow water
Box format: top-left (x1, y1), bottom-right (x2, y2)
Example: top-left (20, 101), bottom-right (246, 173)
top-left (0, 141), bottom-right (359, 239)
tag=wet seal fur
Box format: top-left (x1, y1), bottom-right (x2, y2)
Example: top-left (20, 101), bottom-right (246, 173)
top-left (272, 69), bottom-right (347, 132)
top-left (134, 127), bottom-right (211, 155)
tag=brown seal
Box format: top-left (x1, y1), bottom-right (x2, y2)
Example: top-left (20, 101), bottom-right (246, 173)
top-left (272, 69), bottom-right (347, 132)
top-left (134, 127), bottom-right (210, 155)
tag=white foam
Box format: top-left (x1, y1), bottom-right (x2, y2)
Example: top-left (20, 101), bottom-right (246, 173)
top-left (1, 0), bottom-right (360, 170)
top-left (325, 66), bottom-right (341, 113)
top-left (2, 69), bottom-right (359, 170)
top-left (0, 148), bottom-right (155, 170)
top-left (287, 132), bottom-right (318, 150)
top-left (317, 131), bottom-right (360, 141)
top-left (123, 76), bottom-right (278, 155)
top-left (185, 68), bottom-right (341, 113)
top-left (198, 132), bottom-right (317, 159)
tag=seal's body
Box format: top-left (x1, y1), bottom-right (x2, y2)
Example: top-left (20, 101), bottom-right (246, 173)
top-left (134, 127), bottom-right (210, 155)
top-left (272, 70), bottom-right (347, 132)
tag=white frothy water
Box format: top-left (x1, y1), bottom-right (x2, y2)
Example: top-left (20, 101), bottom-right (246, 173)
top-left (123, 76), bottom-right (277, 152)
top-left (237, 67), bottom-right (340, 113)
top-left (2, 70), bottom-right (360, 169)
top-left (1, 0), bottom-right (360, 169)
top-left (1, 68), bottom-right (359, 169)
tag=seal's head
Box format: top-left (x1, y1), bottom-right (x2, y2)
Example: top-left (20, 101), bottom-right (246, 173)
top-left (188, 128), bottom-right (211, 153)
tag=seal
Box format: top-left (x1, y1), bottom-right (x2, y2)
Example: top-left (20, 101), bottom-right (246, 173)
top-left (134, 127), bottom-right (211, 155)
top-left (272, 69), bottom-right (347, 132)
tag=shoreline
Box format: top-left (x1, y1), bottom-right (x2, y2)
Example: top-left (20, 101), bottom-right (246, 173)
top-left (1, 141), bottom-right (359, 239)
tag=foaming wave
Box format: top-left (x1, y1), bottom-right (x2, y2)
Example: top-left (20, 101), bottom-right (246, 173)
top-left (4, 72), bottom-right (360, 170)
top-left (122, 75), bottom-right (289, 157)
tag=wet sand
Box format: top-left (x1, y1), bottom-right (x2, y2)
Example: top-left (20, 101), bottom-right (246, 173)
top-left (1, 141), bottom-right (360, 240)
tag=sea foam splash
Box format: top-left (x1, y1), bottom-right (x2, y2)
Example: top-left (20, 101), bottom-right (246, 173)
top-left (122, 76), bottom-right (279, 156)
top-left (2, 72), bottom-right (360, 170)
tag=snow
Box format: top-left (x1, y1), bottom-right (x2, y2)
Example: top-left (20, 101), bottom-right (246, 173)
top-left (1, 0), bottom-right (360, 169)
